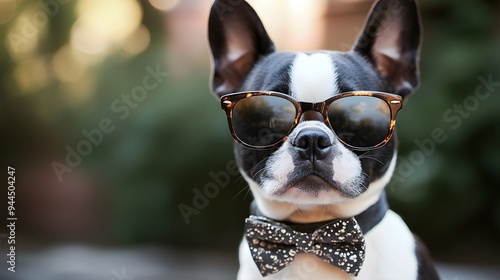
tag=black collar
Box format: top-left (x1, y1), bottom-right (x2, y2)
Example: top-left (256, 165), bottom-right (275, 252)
top-left (250, 193), bottom-right (388, 234)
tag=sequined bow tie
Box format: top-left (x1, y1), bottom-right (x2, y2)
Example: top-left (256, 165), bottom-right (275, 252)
top-left (245, 215), bottom-right (366, 277)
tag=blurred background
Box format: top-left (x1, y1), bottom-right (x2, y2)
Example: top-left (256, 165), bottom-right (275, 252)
top-left (0, 0), bottom-right (499, 279)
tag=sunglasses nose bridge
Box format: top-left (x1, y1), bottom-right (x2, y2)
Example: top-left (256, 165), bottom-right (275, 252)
top-left (298, 102), bottom-right (327, 122)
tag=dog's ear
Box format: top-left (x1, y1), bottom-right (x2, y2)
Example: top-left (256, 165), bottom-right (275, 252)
top-left (353, 0), bottom-right (422, 97)
top-left (208, 0), bottom-right (275, 97)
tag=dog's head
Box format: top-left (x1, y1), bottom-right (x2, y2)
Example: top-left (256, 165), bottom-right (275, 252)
top-left (208, 0), bottom-right (421, 221)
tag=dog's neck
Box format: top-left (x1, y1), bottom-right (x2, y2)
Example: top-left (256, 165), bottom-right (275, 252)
top-left (250, 187), bottom-right (384, 223)
top-left (250, 193), bottom-right (388, 234)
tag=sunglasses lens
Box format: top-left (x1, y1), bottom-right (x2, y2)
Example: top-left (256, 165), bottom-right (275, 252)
top-left (232, 95), bottom-right (296, 147)
top-left (328, 96), bottom-right (391, 148)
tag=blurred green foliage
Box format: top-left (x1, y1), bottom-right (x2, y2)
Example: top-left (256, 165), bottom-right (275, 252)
top-left (1, 0), bottom-right (499, 257)
top-left (389, 0), bottom-right (500, 252)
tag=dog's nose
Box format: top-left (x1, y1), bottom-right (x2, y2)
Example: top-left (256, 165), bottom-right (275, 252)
top-left (292, 128), bottom-right (332, 161)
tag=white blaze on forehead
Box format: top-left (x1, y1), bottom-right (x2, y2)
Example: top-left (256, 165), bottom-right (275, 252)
top-left (290, 53), bottom-right (339, 102)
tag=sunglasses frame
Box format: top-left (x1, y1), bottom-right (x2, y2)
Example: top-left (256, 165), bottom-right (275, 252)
top-left (220, 91), bottom-right (403, 150)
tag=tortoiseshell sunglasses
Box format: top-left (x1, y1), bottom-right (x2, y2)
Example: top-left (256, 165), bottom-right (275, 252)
top-left (220, 91), bottom-right (403, 150)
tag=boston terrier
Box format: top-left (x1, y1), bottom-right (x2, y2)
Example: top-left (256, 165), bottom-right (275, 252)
top-left (208, 0), bottom-right (439, 279)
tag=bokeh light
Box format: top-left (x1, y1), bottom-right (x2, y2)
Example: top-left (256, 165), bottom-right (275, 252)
top-left (52, 45), bottom-right (86, 83)
top-left (0, 0), bottom-right (17, 25)
top-left (12, 56), bottom-right (50, 94)
top-left (120, 24), bottom-right (151, 56)
top-left (6, 6), bottom-right (45, 60)
top-left (71, 0), bottom-right (144, 56)
top-left (149, 0), bottom-right (180, 12)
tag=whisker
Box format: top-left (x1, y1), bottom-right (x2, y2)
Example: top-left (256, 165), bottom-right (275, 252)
top-left (233, 174), bottom-right (245, 184)
top-left (292, 203), bottom-right (302, 217)
top-left (360, 155), bottom-right (384, 165)
top-left (358, 151), bottom-right (396, 166)
top-left (359, 171), bottom-right (372, 191)
top-left (321, 204), bottom-right (328, 221)
top-left (252, 168), bottom-right (266, 180)
top-left (243, 186), bottom-right (252, 200)
top-left (232, 184), bottom-right (250, 199)
top-left (246, 157), bottom-right (269, 172)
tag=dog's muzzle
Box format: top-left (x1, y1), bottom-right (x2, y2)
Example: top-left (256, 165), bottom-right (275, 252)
top-left (292, 127), bottom-right (333, 162)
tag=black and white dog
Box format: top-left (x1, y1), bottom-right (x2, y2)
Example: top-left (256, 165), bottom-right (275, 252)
top-left (208, 0), bottom-right (439, 279)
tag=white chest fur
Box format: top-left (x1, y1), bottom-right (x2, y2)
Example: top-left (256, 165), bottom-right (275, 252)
top-left (237, 210), bottom-right (418, 280)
